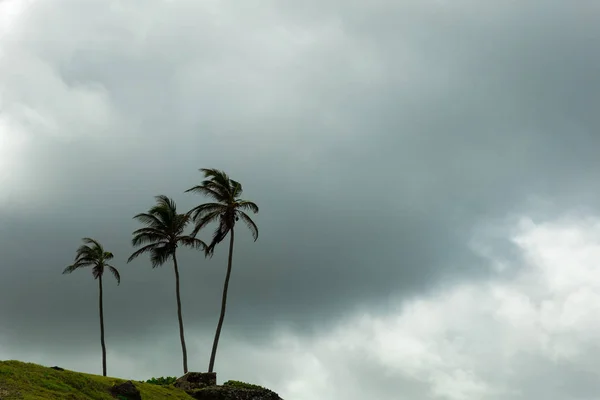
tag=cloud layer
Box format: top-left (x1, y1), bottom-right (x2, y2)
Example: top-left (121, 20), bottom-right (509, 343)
top-left (2, 1), bottom-right (600, 399)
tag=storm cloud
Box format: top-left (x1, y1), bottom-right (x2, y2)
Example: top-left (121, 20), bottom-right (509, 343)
top-left (1, 1), bottom-right (600, 399)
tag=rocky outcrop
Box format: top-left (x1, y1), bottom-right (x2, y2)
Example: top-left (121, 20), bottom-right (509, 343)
top-left (109, 380), bottom-right (142, 400)
top-left (186, 386), bottom-right (282, 400)
top-left (175, 373), bottom-right (283, 400)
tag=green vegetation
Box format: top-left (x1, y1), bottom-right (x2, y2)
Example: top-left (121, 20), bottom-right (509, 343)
top-left (223, 380), bottom-right (267, 391)
top-left (145, 376), bottom-right (177, 386)
top-left (0, 360), bottom-right (192, 400)
top-left (62, 238), bottom-right (121, 377)
top-left (186, 168), bottom-right (259, 373)
top-left (127, 195), bottom-right (208, 375)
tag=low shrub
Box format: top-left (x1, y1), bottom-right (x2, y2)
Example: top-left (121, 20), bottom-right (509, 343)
top-left (223, 380), bottom-right (266, 391)
top-left (145, 376), bottom-right (177, 386)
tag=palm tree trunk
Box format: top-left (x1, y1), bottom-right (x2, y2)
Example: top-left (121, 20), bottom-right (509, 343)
top-left (208, 228), bottom-right (235, 373)
top-left (173, 252), bottom-right (189, 374)
top-left (99, 275), bottom-right (107, 377)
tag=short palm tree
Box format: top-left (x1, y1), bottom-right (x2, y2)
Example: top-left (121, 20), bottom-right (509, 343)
top-left (127, 195), bottom-right (207, 374)
top-left (63, 238), bottom-right (120, 377)
top-left (186, 168), bottom-right (259, 373)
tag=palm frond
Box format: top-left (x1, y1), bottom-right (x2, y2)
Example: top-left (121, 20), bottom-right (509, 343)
top-left (107, 265), bottom-right (121, 285)
top-left (133, 212), bottom-right (165, 228)
top-left (132, 226), bottom-right (169, 236)
top-left (178, 236), bottom-right (208, 251)
top-left (149, 245), bottom-right (173, 268)
top-left (92, 265), bottom-right (103, 280)
top-left (149, 205), bottom-right (176, 228)
top-left (154, 195), bottom-right (176, 210)
top-left (206, 217), bottom-right (231, 256)
top-left (73, 254), bottom-right (98, 267)
top-left (199, 168), bottom-right (232, 194)
top-left (189, 203), bottom-right (226, 220)
top-left (81, 237), bottom-right (103, 250)
top-left (127, 243), bottom-right (161, 263)
top-left (173, 213), bottom-right (192, 235)
top-left (199, 180), bottom-right (230, 199)
top-left (185, 185), bottom-right (227, 202)
top-left (63, 263), bottom-right (87, 274)
top-left (190, 210), bottom-right (222, 236)
top-left (103, 251), bottom-right (114, 261)
top-left (200, 168), bottom-right (229, 181)
top-left (74, 244), bottom-right (95, 260)
top-left (236, 200), bottom-right (259, 214)
top-left (230, 179), bottom-right (243, 198)
top-left (132, 228), bottom-right (168, 246)
top-left (238, 211), bottom-right (259, 241)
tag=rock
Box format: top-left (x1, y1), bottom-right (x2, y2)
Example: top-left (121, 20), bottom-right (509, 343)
top-left (187, 386), bottom-right (283, 400)
top-left (174, 373), bottom-right (283, 400)
top-left (109, 380), bottom-right (142, 400)
top-left (50, 366), bottom-right (64, 371)
top-left (174, 372), bottom-right (217, 391)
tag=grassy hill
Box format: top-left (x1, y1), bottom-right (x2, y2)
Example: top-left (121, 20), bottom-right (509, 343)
top-left (0, 360), bottom-right (193, 399)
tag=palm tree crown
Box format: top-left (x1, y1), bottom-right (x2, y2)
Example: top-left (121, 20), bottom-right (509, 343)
top-left (63, 238), bottom-right (120, 284)
top-left (127, 195), bottom-right (206, 266)
top-left (185, 168), bottom-right (259, 254)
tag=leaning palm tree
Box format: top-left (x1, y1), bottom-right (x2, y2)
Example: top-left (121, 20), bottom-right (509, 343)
top-left (63, 238), bottom-right (120, 377)
top-left (185, 168), bottom-right (259, 373)
top-left (127, 195), bottom-right (207, 374)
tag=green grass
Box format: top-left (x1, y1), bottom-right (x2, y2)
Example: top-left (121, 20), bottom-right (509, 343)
top-left (0, 360), bottom-right (193, 400)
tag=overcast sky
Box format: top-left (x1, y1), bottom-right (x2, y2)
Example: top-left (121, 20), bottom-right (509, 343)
top-left (1, 1), bottom-right (600, 399)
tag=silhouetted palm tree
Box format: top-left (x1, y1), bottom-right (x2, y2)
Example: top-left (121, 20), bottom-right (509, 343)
top-left (127, 195), bottom-right (207, 374)
top-left (63, 238), bottom-right (120, 377)
top-left (186, 168), bottom-right (259, 373)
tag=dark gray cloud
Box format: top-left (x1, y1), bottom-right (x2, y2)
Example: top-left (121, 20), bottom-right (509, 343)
top-left (1, 0), bottom-right (600, 398)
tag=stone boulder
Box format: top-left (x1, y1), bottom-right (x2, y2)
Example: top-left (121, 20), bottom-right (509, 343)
top-left (174, 372), bottom-right (217, 391)
top-left (109, 380), bottom-right (142, 400)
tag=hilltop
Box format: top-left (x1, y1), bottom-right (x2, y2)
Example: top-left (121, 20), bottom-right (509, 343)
top-left (0, 360), bottom-right (283, 400)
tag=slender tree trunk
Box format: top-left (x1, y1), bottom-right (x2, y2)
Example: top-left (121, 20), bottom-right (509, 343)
top-left (173, 252), bottom-right (188, 374)
top-left (99, 275), bottom-right (107, 377)
top-left (208, 228), bottom-right (235, 373)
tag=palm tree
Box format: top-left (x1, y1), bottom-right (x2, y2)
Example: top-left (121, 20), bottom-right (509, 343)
top-left (63, 238), bottom-right (120, 377)
top-left (185, 168), bottom-right (259, 373)
top-left (127, 195), bottom-right (207, 374)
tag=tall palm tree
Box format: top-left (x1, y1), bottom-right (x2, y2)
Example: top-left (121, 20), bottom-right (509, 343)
top-left (127, 195), bottom-right (207, 374)
top-left (63, 238), bottom-right (120, 377)
top-left (185, 168), bottom-right (259, 373)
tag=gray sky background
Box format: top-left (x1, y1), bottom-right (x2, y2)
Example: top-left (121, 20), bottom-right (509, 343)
top-left (2, 1), bottom-right (600, 399)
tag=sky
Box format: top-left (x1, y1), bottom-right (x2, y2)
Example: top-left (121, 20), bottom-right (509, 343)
top-left (1, 0), bottom-right (600, 399)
